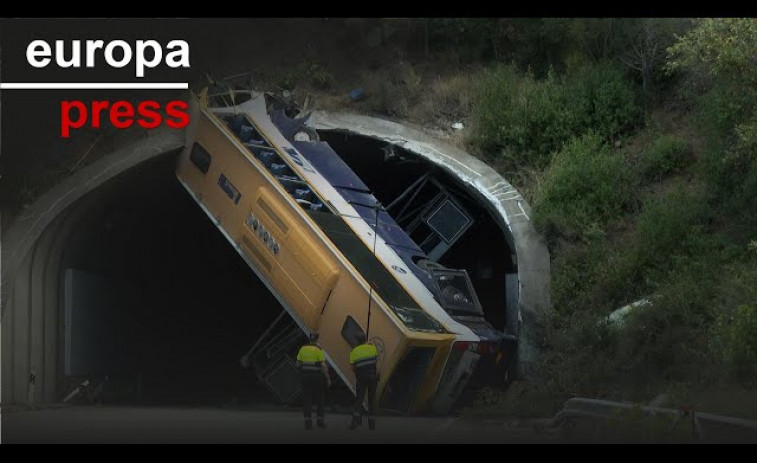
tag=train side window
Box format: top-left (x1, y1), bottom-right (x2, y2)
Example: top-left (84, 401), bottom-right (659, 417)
top-left (341, 315), bottom-right (366, 348)
top-left (216, 112), bottom-right (333, 215)
top-left (189, 143), bottom-right (212, 174)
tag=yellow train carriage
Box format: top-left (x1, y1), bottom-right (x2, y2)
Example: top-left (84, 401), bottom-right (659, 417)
top-left (176, 95), bottom-right (459, 413)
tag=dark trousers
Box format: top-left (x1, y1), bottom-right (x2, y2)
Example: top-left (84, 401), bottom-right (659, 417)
top-left (353, 371), bottom-right (377, 419)
top-left (301, 374), bottom-right (325, 421)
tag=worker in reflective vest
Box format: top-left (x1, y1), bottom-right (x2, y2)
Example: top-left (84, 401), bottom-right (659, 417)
top-left (296, 332), bottom-right (331, 430)
top-left (348, 333), bottom-right (379, 430)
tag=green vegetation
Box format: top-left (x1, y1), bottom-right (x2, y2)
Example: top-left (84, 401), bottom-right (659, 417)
top-left (717, 304), bottom-right (757, 378)
top-left (637, 135), bottom-right (689, 181)
top-left (533, 132), bottom-right (632, 241)
top-left (539, 19), bottom-right (756, 408)
top-left (439, 18), bottom-right (756, 412)
top-left (285, 18), bottom-right (757, 414)
top-left (278, 48), bottom-right (334, 91)
top-left (473, 62), bottom-right (641, 169)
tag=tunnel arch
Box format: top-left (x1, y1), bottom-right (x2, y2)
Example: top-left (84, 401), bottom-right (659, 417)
top-left (1, 116), bottom-right (549, 405)
top-left (1, 129), bottom-right (186, 403)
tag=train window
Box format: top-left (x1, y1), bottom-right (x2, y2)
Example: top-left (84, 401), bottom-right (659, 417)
top-left (425, 198), bottom-right (472, 244)
top-left (217, 113), bottom-right (332, 215)
top-left (224, 114), bottom-right (269, 146)
top-left (341, 316), bottom-right (366, 348)
top-left (189, 143), bottom-right (212, 174)
top-left (380, 347), bottom-right (436, 412)
top-left (432, 269), bottom-right (484, 316)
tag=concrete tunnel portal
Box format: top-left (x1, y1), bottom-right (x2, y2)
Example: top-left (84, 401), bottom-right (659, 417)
top-left (1, 113), bottom-right (550, 408)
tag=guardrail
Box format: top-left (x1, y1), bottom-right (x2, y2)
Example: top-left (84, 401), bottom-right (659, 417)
top-left (552, 397), bottom-right (757, 443)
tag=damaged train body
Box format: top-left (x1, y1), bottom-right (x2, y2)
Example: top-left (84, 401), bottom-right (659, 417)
top-left (175, 88), bottom-right (515, 414)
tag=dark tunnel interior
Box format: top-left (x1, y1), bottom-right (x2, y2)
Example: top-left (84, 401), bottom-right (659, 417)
top-left (59, 153), bottom-right (282, 406)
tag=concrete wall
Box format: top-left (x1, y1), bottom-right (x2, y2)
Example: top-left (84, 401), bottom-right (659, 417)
top-left (1, 129), bottom-right (185, 404)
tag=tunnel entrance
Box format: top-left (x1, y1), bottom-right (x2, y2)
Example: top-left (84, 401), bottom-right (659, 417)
top-left (55, 132), bottom-right (515, 406)
top-left (57, 154), bottom-right (283, 406)
top-left (4, 115), bottom-right (548, 410)
top-left (318, 132), bottom-right (517, 334)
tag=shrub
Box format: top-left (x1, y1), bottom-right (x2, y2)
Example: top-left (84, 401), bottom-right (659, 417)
top-left (717, 304), bottom-right (757, 379)
top-left (425, 18), bottom-right (506, 62)
top-left (473, 62), bottom-right (642, 169)
top-left (611, 262), bottom-right (719, 390)
top-left (533, 132), bottom-right (633, 241)
top-left (669, 20), bottom-right (757, 213)
top-left (691, 84), bottom-right (754, 196)
top-left (635, 184), bottom-right (708, 270)
top-left (550, 235), bottom-right (645, 317)
top-left (276, 52), bottom-right (334, 91)
top-left (638, 135), bottom-right (689, 181)
top-left (564, 61), bottom-right (644, 139)
top-left (474, 65), bottom-right (573, 168)
top-left (550, 239), bottom-right (604, 315)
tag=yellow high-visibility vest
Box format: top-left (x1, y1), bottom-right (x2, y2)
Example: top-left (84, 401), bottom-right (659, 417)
top-left (350, 343), bottom-right (378, 370)
top-left (297, 344), bottom-right (325, 374)
top-left (297, 344), bottom-right (325, 362)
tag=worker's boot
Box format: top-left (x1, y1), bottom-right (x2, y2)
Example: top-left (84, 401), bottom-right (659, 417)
top-left (368, 418), bottom-right (376, 431)
top-left (348, 414), bottom-right (362, 430)
top-left (304, 418), bottom-right (313, 430)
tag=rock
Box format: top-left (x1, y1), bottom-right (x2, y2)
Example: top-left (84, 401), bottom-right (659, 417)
top-left (348, 88), bottom-right (366, 102)
top-left (452, 122), bottom-right (465, 131)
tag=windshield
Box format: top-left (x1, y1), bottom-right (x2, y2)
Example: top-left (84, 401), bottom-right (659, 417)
top-left (431, 269), bottom-right (484, 316)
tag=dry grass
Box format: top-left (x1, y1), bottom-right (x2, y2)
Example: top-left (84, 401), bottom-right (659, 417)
top-left (355, 64), bottom-right (421, 118)
top-left (306, 93), bottom-right (351, 112)
top-left (409, 71), bottom-right (478, 126)
top-left (302, 61), bottom-right (480, 133)
top-left (280, 58), bottom-right (489, 167)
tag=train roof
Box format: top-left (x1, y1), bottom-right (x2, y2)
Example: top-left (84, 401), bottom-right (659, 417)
top-left (209, 93), bottom-right (477, 340)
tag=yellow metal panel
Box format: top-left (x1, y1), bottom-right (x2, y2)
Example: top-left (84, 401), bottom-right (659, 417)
top-left (240, 233), bottom-right (273, 273)
top-left (408, 340), bottom-right (453, 413)
top-left (254, 188), bottom-right (340, 328)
